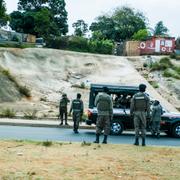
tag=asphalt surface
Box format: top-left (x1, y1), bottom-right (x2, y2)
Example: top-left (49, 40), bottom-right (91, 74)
top-left (0, 125), bottom-right (180, 147)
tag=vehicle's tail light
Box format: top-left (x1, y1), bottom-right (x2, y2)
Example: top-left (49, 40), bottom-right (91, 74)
top-left (160, 121), bottom-right (166, 125)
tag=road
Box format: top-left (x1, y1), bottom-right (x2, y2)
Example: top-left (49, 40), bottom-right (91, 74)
top-left (0, 125), bottom-right (180, 147)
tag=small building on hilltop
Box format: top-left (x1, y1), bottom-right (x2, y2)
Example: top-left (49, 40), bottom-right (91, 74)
top-left (125, 36), bottom-right (176, 56)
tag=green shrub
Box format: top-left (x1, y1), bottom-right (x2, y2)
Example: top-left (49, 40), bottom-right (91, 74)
top-left (42, 140), bottom-right (53, 147)
top-left (24, 110), bottom-right (37, 119)
top-left (18, 85), bottom-right (31, 97)
top-left (149, 81), bottom-right (159, 88)
top-left (170, 53), bottom-right (176, 59)
top-left (0, 108), bottom-right (16, 118)
top-left (163, 69), bottom-right (180, 79)
top-left (68, 36), bottom-right (88, 52)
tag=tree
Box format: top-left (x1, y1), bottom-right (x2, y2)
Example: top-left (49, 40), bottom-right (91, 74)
top-left (10, 0), bottom-right (68, 37)
top-left (72, 19), bottom-right (88, 36)
top-left (153, 21), bottom-right (168, 36)
top-left (132, 29), bottom-right (149, 40)
top-left (90, 6), bottom-right (147, 41)
top-left (0, 0), bottom-right (9, 27)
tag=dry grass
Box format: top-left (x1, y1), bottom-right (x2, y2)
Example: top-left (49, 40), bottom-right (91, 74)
top-left (0, 140), bottom-right (179, 180)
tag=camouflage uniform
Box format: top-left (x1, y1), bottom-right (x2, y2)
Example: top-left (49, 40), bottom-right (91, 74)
top-left (70, 97), bottom-right (84, 133)
top-left (94, 92), bottom-right (113, 143)
top-left (151, 102), bottom-right (163, 137)
top-left (130, 91), bottom-right (150, 146)
top-left (59, 95), bottom-right (70, 125)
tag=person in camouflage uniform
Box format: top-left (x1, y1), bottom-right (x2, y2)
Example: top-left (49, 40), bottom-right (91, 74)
top-left (59, 93), bottom-right (70, 125)
top-left (69, 93), bottom-right (84, 133)
top-left (94, 87), bottom-right (113, 144)
top-left (130, 84), bottom-right (150, 146)
top-left (151, 100), bottom-right (163, 138)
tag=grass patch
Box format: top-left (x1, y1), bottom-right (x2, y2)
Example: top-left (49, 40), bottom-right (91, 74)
top-left (0, 68), bottom-right (31, 97)
top-left (42, 140), bottom-right (53, 147)
top-left (163, 69), bottom-right (180, 79)
top-left (0, 108), bottom-right (16, 118)
top-left (0, 140), bottom-right (179, 179)
top-left (23, 110), bottom-right (37, 119)
top-left (149, 81), bottom-right (159, 88)
top-left (81, 141), bottom-right (91, 146)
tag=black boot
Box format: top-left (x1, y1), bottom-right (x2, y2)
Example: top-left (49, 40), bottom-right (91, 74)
top-left (94, 134), bottom-right (100, 143)
top-left (142, 138), bottom-right (146, 146)
top-left (134, 138), bottom-right (139, 146)
top-left (102, 135), bottom-right (108, 144)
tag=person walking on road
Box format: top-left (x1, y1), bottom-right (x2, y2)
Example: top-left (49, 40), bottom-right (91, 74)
top-left (130, 84), bottom-right (150, 146)
top-left (94, 86), bottom-right (113, 144)
top-left (69, 93), bottom-right (84, 133)
top-left (151, 100), bottom-right (163, 138)
top-left (59, 93), bottom-right (70, 125)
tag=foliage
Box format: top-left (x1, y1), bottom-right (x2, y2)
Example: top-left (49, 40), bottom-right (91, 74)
top-left (149, 81), bottom-right (159, 88)
top-left (0, 0), bottom-right (9, 27)
top-left (1, 68), bottom-right (31, 97)
top-left (150, 57), bottom-right (172, 71)
top-left (68, 36), bottom-right (89, 52)
top-left (42, 140), bottom-right (53, 147)
top-left (72, 19), bottom-right (88, 37)
top-left (153, 21), bottom-right (168, 36)
top-left (46, 36), bottom-right (114, 54)
top-left (90, 6), bottom-right (147, 41)
top-left (0, 42), bottom-right (35, 48)
top-left (10, 0), bottom-right (68, 38)
top-left (0, 108), bottom-right (16, 118)
top-left (132, 29), bottom-right (148, 40)
top-left (24, 110), bottom-right (37, 119)
top-left (169, 53), bottom-right (176, 59)
top-left (163, 69), bottom-right (180, 79)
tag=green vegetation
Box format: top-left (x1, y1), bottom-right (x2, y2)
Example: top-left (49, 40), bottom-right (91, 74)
top-left (24, 110), bottom-right (37, 119)
top-left (42, 140), bottom-right (53, 147)
top-left (0, 108), bottom-right (16, 118)
top-left (1, 68), bottom-right (31, 97)
top-left (150, 57), bottom-right (180, 79)
top-left (0, 42), bottom-right (35, 48)
top-left (153, 21), bottom-right (169, 36)
top-left (10, 0), bottom-right (68, 38)
top-left (0, 0), bottom-right (9, 27)
top-left (72, 19), bottom-right (88, 37)
top-left (132, 29), bottom-right (149, 41)
top-left (149, 81), bottom-right (159, 88)
top-left (81, 141), bottom-right (91, 146)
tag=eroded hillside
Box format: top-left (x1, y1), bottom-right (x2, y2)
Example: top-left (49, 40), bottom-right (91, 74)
top-left (0, 48), bottom-right (178, 117)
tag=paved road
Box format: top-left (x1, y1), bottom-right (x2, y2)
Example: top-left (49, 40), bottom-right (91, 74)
top-left (0, 125), bottom-right (180, 147)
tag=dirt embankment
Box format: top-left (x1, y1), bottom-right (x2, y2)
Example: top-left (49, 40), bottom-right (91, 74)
top-left (0, 48), bottom-right (178, 117)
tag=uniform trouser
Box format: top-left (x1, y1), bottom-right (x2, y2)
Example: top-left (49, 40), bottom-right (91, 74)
top-left (133, 111), bottom-right (147, 138)
top-left (60, 108), bottom-right (67, 123)
top-left (73, 112), bottom-right (81, 131)
top-left (96, 115), bottom-right (111, 136)
top-left (152, 121), bottom-right (160, 134)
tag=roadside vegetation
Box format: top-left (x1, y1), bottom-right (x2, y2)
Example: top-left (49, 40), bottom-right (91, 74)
top-left (0, 68), bottom-right (31, 97)
top-left (0, 108), bottom-right (16, 118)
top-left (150, 57), bottom-right (180, 79)
top-left (0, 140), bottom-right (179, 179)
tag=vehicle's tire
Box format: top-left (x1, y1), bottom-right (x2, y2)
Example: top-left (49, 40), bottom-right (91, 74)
top-left (110, 121), bottom-right (124, 135)
top-left (172, 123), bottom-right (180, 138)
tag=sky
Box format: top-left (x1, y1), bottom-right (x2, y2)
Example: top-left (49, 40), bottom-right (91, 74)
top-left (4, 0), bottom-right (180, 37)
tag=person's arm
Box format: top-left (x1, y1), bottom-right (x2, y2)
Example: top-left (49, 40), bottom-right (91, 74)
top-left (130, 96), bottom-right (135, 116)
top-left (69, 101), bottom-right (73, 114)
top-left (146, 97), bottom-right (151, 118)
top-left (94, 94), bottom-right (99, 107)
top-left (81, 100), bottom-right (84, 115)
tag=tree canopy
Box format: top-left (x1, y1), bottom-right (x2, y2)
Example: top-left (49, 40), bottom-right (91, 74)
top-left (90, 6), bottom-right (147, 42)
top-left (10, 0), bottom-right (68, 37)
top-left (72, 19), bottom-right (88, 37)
top-left (153, 21), bottom-right (169, 36)
top-left (0, 0), bottom-right (9, 27)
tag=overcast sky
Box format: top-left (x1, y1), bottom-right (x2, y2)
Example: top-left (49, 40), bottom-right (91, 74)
top-left (5, 0), bottom-right (180, 37)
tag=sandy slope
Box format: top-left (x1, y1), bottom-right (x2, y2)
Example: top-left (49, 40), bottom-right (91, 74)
top-left (0, 48), bottom-right (178, 117)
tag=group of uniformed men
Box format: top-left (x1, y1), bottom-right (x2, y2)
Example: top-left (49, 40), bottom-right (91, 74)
top-left (59, 83), bottom-right (163, 145)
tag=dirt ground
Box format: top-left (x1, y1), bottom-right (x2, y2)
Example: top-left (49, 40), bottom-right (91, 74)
top-left (0, 48), bottom-right (178, 118)
top-left (0, 140), bottom-right (179, 180)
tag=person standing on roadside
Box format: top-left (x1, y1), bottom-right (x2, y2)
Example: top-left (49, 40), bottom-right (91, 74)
top-left (59, 93), bottom-right (70, 126)
top-left (69, 93), bottom-right (84, 133)
top-left (151, 100), bottom-right (163, 138)
top-left (130, 84), bottom-right (150, 146)
top-left (94, 87), bottom-right (113, 144)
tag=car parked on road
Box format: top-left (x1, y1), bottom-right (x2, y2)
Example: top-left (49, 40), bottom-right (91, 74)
top-left (86, 84), bottom-right (180, 138)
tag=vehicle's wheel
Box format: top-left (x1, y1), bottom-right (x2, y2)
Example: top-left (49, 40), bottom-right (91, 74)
top-left (110, 121), bottom-right (124, 135)
top-left (172, 123), bottom-right (180, 138)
